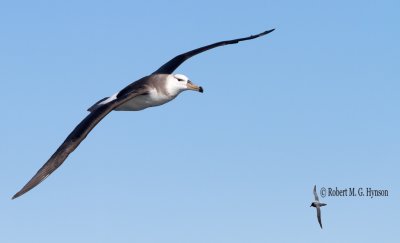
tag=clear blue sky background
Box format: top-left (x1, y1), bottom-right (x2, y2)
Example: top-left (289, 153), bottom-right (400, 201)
top-left (1, 0), bottom-right (399, 242)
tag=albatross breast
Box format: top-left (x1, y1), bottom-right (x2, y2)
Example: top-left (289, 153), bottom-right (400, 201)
top-left (115, 88), bottom-right (175, 111)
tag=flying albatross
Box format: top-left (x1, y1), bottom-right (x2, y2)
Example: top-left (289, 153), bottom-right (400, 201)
top-left (12, 29), bottom-right (275, 199)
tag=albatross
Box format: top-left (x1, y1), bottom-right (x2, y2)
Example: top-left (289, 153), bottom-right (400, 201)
top-left (12, 29), bottom-right (275, 199)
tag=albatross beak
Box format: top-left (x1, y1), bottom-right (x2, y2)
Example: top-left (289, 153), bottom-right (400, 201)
top-left (187, 80), bottom-right (204, 93)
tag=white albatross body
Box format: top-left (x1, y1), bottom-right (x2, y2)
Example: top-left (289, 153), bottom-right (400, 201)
top-left (102, 74), bottom-right (183, 111)
top-left (115, 89), bottom-right (170, 111)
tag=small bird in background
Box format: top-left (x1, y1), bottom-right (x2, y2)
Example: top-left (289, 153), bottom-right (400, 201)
top-left (310, 185), bottom-right (327, 229)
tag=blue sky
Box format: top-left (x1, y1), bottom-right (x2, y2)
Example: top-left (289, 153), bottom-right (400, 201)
top-left (1, 0), bottom-right (399, 242)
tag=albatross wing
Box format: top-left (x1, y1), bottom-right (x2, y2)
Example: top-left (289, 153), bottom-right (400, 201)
top-left (12, 88), bottom-right (149, 199)
top-left (153, 29), bottom-right (275, 75)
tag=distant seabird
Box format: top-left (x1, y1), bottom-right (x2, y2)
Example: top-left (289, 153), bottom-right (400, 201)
top-left (12, 29), bottom-right (275, 199)
top-left (310, 185), bottom-right (327, 229)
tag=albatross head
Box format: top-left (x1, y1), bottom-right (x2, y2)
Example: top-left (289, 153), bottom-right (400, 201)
top-left (171, 74), bottom-right (204, 94)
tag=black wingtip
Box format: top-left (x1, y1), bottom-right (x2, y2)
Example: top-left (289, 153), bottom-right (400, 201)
top-left (260, 28), bottom-right (275, 36)
top-left (12, 191), bottom-right (23, 200)
top-left (12, 184), bottom-right (32, 200)
top-left (247, 29), bottom-right (275, 40)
